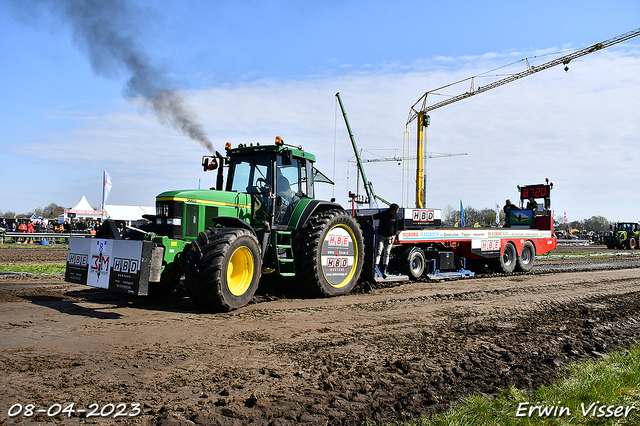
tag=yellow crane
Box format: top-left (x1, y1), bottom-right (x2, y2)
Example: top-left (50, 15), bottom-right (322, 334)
top-left (407, 27), bottom-right (640, 208)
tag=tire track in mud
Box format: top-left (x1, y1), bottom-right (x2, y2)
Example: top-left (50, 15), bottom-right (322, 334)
top-left (262, 290), bottom-right (640, 425)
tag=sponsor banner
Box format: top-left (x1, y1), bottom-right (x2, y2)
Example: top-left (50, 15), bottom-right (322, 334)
top-left (65, 238), bottom-right (92, 284)
top-left (471, 239), bottom-right (501, 252)
top-left (108, 240), bottom-right (144, 294)
top-left (65, 239), bottom-right (145, 294)
top-left (88, 239), bottom-right (114, 289)
top-left (398, 228), bottom-right (552, 243)
top-left (404, 208), bottom-right (442, 228)
top-left (321, 227), bottom-right (355, 285)
top-left (406, 209), bottom-right (441, 222)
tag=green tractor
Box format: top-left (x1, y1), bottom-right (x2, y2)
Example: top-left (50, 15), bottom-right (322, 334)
top-left (605, 222), bottom-right (640, 250)
top-left (66, 137), bottom-right (364, 311)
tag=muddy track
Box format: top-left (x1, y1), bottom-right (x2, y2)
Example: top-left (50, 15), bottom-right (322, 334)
top-left (1, 247), bottom-right (640, 425)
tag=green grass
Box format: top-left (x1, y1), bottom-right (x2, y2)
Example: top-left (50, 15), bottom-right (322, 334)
top-left (0, 263), bottom-right (66, 274)
top-left (393, 343), bottom-right (640, 426)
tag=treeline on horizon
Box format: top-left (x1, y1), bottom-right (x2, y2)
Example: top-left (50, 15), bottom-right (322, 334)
top-left (0, 203), bottom-right (66, 220)
top-left (0, 202), bottom-right (612, 232)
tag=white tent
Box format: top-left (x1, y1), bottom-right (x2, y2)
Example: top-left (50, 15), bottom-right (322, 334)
top-left (63, 196), bottom-right (104, 220)
top-left (61, 196), bottom-right (154, 223)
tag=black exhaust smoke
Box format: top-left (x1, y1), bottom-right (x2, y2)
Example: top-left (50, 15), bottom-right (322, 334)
top-left (26, 0), bottom-right (214, 153)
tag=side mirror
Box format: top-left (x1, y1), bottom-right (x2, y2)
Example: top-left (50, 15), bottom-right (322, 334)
top-left (282, 150), bottom-right (293, 166)
top-left (202, 156), bottom-right (218, 172)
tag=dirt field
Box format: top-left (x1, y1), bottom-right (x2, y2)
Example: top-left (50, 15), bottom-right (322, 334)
top-left (1, 244), bottom-right (640, 425)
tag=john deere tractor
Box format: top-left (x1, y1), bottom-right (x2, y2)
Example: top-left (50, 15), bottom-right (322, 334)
top-left (65, 137), bottom-right (364, 311)
top-left (604, 222), bottom-right (640, 250)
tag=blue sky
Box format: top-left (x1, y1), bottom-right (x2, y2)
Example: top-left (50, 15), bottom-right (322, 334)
top-left (1, 0), bottom-right (639, 223)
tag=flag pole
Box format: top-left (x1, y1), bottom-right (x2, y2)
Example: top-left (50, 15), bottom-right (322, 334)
top-left (101, 170), bottom-right (106, 221)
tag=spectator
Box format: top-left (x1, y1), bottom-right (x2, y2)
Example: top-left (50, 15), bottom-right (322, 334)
top-left (373, 203), bottom-right (400, 279)
top-left (18, 222), bottom-right (27, 243)
top-left (26, 221), bottom-right (35, 244)
top-left (503, 199), bottom-right (514, 227)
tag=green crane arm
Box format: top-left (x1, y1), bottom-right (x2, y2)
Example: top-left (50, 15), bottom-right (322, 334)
top-left (336, 92), bottom-right (378, 207)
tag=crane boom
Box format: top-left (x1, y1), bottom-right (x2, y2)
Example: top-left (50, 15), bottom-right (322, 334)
top-left (357, 153), bottom-right (468, 163)
top-left (407, 27), bottom-right (640, 208)
top-left (407, 27), bottom-right (640, 125)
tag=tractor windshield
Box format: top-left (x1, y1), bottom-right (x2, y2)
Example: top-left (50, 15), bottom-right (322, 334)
top-left (228, 155), bottom-right (272, 194)
top-left (618, 223), bottom-right (633, 233)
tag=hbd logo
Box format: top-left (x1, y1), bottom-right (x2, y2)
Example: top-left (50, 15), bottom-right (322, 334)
top-left (413, 210), bottom-right (435, 222)
top-left (326, 258), bottom-right (348, 268)
top-left (113, 258), bottom-right (140, 274)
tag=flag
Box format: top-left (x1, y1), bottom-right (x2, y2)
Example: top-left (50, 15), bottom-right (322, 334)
top-left (103, 170), bottom-right (112, 207)
top-left (495, 204), bottom-right (500, 225)
top-left (564, 210), bottom-right (568, 224)
top-left (460, 199), bottom-right (465, 227)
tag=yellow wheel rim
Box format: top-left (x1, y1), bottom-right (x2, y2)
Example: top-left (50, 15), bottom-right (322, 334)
top-left (227, 246), bottom-right (254, 296)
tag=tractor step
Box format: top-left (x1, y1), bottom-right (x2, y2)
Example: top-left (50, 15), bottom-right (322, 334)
top-left (273, 231), bottom-right (295, 276)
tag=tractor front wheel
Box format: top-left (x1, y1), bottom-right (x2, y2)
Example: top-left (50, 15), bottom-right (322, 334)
top-left (185, 228), bottom-right (261, 312)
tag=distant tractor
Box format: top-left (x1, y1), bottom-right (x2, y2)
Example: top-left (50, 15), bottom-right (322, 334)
top-left (605, 222), bottom-right (640, 249)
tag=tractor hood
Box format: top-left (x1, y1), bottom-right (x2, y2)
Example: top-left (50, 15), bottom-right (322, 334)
top-left (156, 189), bottom-right (252, 210)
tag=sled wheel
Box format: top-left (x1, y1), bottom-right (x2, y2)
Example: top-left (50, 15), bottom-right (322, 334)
top-left (185, 227), bottom-right (261, 312)
top-left (295, 209), bottom-right (364, 297)
top-left (498, 242), bottom-right (517, 274)
top-left (515, 241), bottom-right (535, 272)
top-left (400, 246), bottom-right (426, 279)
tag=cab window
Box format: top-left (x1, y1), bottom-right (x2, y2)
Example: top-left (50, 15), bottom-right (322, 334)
top-left (228, 156), bottom-right (272, 194)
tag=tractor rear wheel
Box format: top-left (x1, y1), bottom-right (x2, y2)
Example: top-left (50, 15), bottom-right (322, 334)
top-left (294, 209), bottom-right (364, 297)
top-left (185, 227), bottom-right (261, 312)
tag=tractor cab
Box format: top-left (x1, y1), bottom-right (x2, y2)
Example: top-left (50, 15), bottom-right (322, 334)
top-left (203, 137), bottom-right (333, 228)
